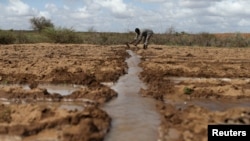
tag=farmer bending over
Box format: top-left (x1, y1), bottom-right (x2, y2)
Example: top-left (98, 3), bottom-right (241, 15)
top-left (129, 28), bottom-right (154, 49)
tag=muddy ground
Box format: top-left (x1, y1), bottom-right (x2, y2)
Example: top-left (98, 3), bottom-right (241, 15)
top-left (0, 44), bottom-right (250, 141)
top-left (136, 45), bottom-right (250, 141)
top-left (0, 44), bottom-right (127, 141)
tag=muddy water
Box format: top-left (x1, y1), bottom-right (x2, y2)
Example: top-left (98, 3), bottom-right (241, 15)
top-left (103, 50), bottom-right (160, 141)
top-left (0, 83), bottom-right (87, 110)
top-left (0, 84), bottom-right (83, 96)
top-left (38, 84), bottom-right (85, 95)
top-left (167, 76), bottom-right (250, 84)
top-left (165, 99), bottom-right (250, 111)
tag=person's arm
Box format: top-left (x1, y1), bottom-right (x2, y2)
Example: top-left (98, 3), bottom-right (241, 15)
top-left (129, 33), bottom-right (139, 44)
top-left (134, 34), bottom-right (142, 46)
top-left (129, 39), bottom-right (136, 44)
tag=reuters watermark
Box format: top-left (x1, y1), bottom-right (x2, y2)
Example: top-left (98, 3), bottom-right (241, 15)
top-left (208, 124), bottom-right (250, 140)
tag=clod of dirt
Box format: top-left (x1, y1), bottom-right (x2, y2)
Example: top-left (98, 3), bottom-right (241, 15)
top-left (186, 53), bottom-right (194, 57)
top-left (0, 104), bottom-right (11, 123)
top-left (29, 81), bottom-right (38, 89)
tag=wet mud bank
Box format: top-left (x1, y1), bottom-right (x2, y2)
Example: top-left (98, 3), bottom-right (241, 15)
top-left (0, 84), bottom-right (113, 141)
top-left (135, 46), bottom-right (250, 141)
top-left (0, 83), bottom-right (117, 104)
top-left (0, 103), bottom-right (111, 141)
top-left (0, 44), bottom-right (129, 104)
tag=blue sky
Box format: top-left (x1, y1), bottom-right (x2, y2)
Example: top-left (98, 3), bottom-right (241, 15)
top-left (1, 0), bottom-right (250, 33)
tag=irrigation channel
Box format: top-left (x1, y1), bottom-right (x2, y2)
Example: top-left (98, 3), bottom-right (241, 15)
top-left (102, 50), bottom-right (160, 141)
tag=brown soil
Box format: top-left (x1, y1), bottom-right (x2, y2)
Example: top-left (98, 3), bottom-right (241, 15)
top-left (135, 45), bottom-right (250, 141)
top-left (0, 44), bottom-right (127, 103)
top-left (0, 44), bottom-right (127, 141)
top-left (0, 44), bottom-right (127, 83)
top-left (1, 43), bottom-right (250, 141)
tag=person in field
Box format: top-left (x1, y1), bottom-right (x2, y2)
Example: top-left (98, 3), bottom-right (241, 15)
top-left (127, 28), bottom-right (154, 49)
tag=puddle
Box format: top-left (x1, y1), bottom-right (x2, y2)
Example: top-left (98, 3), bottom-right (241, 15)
top-left (167, 76), bottom-right (250, 84)
top-left (0, 83), bottom-right (84, 96)
top-left (165, 99), bottom-right (250, 111)
top-left (103, 50), bottom-right (160, 141)
top-left (38, 84), bottom-right (85, 95)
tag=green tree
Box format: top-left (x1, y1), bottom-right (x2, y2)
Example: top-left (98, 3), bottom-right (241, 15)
top-left (30, 16), bottom-right (54, 32)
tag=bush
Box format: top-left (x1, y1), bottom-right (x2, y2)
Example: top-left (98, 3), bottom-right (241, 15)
top-left (0, 30), bottom-right (16, 44)
top-left (1, 28), bottom-right (250, 47)
top-left (15, 31), bottom-right (30, 44)
top-left (42, 27), bottom-right (82, 43)
top-left (30, 16), bottom-right (54, 32)
top-left (231, 33), bottom-right (249, 47)
top-left (195, 32), bottom-right (217, 47)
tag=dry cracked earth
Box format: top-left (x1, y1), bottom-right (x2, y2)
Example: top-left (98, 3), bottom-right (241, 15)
top-left (0, 43), bottom-right (250, 141)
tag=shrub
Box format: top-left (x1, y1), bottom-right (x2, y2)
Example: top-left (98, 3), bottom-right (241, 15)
top-left (183, 87), bottom-right (194, 95)
top-left (42, 27), bottom-right (82, 43)
top-left (196, 32), bottom-right (217, 47)
top-left (15, 31), bottom-right (30, 43)
top-left (231, 33), bottom-right (248, 47)
top-left (0, 30), bottom-right (16, 44)
top-left (30, 16), bottom-right (54, 32)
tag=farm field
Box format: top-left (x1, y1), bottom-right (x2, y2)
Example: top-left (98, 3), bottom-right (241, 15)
top-left (0, 44), bottom-right (126, 141)
top-left (0, 43), bottom-right (250, 141)
top-left (136, 45), bottom-right (250, 141)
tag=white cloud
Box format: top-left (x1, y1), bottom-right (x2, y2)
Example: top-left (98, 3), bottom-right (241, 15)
top-left (97, 0), bottom-right (134, 18)
top-left (63, 5), bottom-right (70, 10)
top-left (238, 19), bottom-right (250, 26)
top-left (154, 0), bottom-right (250, 33)
top-left (137, 0), bottom-right (165, 3)
top-left (179, 0), bottom-right (212, 8)
top-left (70, 7), bottom-right (90, 19)
top-left (45, 3), bottom-right (58, 13)
top-left (1, 0), bottom-right (250, 33)
top-left (0, 0), bottom-right (39, 29)
top-left (6, 0), bottom-right (37, 16)
top-left (38, 11), bottom-right (51, 19)
top-left (208, 0), bottom-right (250, 16)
